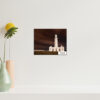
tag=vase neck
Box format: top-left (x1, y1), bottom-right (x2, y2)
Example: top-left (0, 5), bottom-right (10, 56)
top-left (0, 62), bottom-right (6, 70)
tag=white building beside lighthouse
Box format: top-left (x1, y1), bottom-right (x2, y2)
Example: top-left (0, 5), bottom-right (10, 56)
top-left (49, 34), bottom-right (65, 52)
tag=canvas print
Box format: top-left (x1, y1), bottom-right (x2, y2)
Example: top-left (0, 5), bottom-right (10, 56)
top-left (34, 29), bottom-right (67, 55)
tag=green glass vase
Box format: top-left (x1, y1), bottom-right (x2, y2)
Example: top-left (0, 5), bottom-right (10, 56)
top-left (0, 62), bottom-right (11, 92)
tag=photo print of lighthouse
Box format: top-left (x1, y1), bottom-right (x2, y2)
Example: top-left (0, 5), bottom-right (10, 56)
top-left (34, 29), bottom-right (67, 55)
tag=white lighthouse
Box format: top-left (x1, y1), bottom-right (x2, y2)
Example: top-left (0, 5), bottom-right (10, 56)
top-left (49, 34), bottom-right (65, 52)
top-left (54, 34), bottom-right (58, 47)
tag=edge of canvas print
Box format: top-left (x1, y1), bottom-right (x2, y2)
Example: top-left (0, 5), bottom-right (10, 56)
top-left (34, 29), bottom-right (67, 55)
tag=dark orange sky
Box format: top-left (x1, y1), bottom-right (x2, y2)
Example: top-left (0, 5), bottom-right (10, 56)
top-left (34, 29), bottom-right (67, 51)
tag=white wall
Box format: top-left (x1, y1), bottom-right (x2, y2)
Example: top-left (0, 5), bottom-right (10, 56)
top-left (0, 0), bottom-right (100, 87)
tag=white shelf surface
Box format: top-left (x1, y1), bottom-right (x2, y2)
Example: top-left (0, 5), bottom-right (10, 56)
top-left (1, 85), bottom-right (100, 94)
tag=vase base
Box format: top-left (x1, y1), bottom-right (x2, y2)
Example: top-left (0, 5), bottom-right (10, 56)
top-left (0, 88), bottom-right (10, 92)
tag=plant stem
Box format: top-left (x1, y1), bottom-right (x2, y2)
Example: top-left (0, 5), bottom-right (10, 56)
top-left (9, 39), bottom-right (10, 60)
top-left (0, 57), bottom-right (2, 62)
top-left (3, 39), bottom-right (7, 62)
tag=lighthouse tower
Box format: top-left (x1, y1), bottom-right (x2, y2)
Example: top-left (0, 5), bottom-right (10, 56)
top-left (49, 34), bottom-right (65, 52)
top-left (54, 34), bottom-right (58, 47)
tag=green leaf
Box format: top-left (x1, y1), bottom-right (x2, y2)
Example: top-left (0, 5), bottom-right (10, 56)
top-left (5, 27), bottom-right (18, 39)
